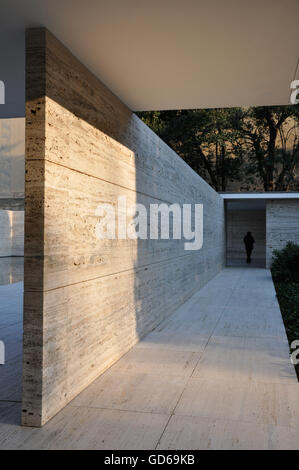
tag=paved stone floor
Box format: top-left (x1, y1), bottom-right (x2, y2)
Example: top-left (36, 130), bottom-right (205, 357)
top-left (0, 267), bottom-right (298, 449)
top-left (226, 257), bottom-right (266, 268)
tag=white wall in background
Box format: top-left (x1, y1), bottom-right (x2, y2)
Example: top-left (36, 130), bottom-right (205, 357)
top-left (0, 210), bottom-right (24, 256)
top-left (0, 117), bottom-right (25, 198)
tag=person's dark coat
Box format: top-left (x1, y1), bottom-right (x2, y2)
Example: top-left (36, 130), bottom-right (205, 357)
top-left (243, 233), bottom-right (255, 249)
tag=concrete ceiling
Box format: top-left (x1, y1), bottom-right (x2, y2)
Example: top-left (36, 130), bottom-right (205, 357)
top-left (1, 0), bottom-right (299, 111)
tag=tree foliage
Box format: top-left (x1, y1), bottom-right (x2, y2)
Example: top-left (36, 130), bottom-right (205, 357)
top-left (138, 105), bottom-right (299, 192)
top-left (271, 241), bottom-right (299, 283)
top-left (239, 106), bottom-right (299, 191)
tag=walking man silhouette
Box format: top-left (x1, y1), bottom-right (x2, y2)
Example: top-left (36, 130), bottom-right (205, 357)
top-left (243, 232), bottom-right (255, 264)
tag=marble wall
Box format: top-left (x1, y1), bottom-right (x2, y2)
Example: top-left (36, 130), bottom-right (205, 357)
top-left (266, 199), bottom-right (299, 267)
top-left (23, 28), bottom-right (225, 426)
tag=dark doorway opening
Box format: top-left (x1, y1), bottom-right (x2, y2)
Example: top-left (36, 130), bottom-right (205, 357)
top-left (226, 199), bottom-right (266, 268)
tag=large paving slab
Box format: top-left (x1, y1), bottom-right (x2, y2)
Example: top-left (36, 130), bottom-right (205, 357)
top-left (174, 376), bottom-right (299, 427)
top-left (157, 415), bottom-right (299, 450)
top-left (0, 402), bottom-right (169, 450)
top-left (0, 268), bottom-right (298, 449)
top-left (70, 369), bottom-right (189, 414)
top-left (192, 336), bottom-right (295, 385)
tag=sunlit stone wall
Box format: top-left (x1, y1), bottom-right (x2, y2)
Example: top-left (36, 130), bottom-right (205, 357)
top-left (266, 199), bottom-right (299, 267)
top-left (23, 28), bottom-right (225, 426)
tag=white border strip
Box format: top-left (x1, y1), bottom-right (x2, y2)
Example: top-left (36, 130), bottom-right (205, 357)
top-left (219, 193), bottom-right (299, 200)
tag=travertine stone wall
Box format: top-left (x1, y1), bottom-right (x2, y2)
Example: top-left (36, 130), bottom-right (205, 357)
top-left (23, 28), bottom-right (225, 426)
top-left (226, 209), bottom-right (266, 265)
top-left (266, 200), bottom-right (299, 267)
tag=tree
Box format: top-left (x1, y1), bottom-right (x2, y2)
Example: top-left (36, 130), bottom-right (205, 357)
top-left (138, 108), bottom-right (245, 191)
top-left (235, 105), bottom-right (299, 191)
top-left (138, 105), bottom-right (299, 192)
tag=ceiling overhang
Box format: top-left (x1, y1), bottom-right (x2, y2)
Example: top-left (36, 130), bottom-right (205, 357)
top-left (221, 192), bottom-right (299, 210)
top-left (0, 0), bottom-right (298, 112)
